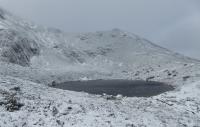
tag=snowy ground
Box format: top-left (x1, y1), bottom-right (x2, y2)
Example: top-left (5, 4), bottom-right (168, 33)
top-left (0, 75), bottom-right (200, 127)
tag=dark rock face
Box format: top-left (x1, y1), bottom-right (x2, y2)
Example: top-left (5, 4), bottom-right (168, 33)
top-left (183, 76), bottom-right (191, 81)
top-left (0, 14), bottom-right (5, 20)
top-left (0, 9), bottom-right (5, 20)
top-left (0, 29), bottom-right (40, 66)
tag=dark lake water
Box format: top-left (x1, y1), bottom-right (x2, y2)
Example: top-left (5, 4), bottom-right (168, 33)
top-left (52, 80), bottom-right (174, 97)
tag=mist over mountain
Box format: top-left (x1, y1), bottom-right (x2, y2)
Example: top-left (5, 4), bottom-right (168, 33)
top-left (1, 0), bottom-right (200, 60)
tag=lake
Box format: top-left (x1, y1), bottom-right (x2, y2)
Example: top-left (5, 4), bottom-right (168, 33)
top-left (52, 79), bottom-right (174, 97)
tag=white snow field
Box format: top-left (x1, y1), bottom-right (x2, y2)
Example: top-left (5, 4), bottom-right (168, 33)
top-left (0, 7), bottom-right (200, 127)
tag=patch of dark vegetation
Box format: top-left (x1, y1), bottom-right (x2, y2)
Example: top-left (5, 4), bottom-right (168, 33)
top-left (0, 89), bottom-right (24, 112)
top-left (5, 94), bottom-right (24, 112)
top-left (0, 29), bottom-right (40, 66)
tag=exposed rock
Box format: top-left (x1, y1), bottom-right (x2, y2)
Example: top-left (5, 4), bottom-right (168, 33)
top-left (52, 81), bottom-right (57, 87)
top-left (10, 86), bottom-right (21, 92)
top-left (68, 106), bottom-right (72, 110)
top-left (0, 29), bottom-right (40, 66)
top-left (52, 106), bottom-right (59, 116)
top-left (183, 76), bottom-right (191, 81)
top-left (146, 76), bottom-right (155, 81)
top-left (0, 9), bottom-right (5, 20)
top-left (0, 14), bottom-right (5, 20)
top-left (56, 120), bottom-right (64, 127)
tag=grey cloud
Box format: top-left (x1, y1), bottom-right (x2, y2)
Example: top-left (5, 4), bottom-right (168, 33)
top-left (0, 0), bottom-right (200, 59)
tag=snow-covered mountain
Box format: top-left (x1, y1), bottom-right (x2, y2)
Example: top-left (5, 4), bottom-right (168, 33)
top-left (0, 7), bottom-right (200, 127)
top-left (0, 7), bottom-right (199, 84)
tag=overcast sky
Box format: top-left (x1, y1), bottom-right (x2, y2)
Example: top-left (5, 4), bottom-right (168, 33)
top-left (0, 0), bottom-right (200, 59)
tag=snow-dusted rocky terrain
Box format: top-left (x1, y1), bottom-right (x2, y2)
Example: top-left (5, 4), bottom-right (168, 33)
top-left (0, 7), bottom-right (200, 127)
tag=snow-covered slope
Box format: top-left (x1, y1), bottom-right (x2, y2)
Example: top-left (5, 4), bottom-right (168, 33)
top-left (0, 7), bottom-right (200, 127)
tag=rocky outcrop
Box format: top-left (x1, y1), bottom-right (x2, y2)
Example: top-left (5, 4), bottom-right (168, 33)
top-left (0, 8), bottom-right (5, 20)
top-left (0, 29), bottom-right (40, 66)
